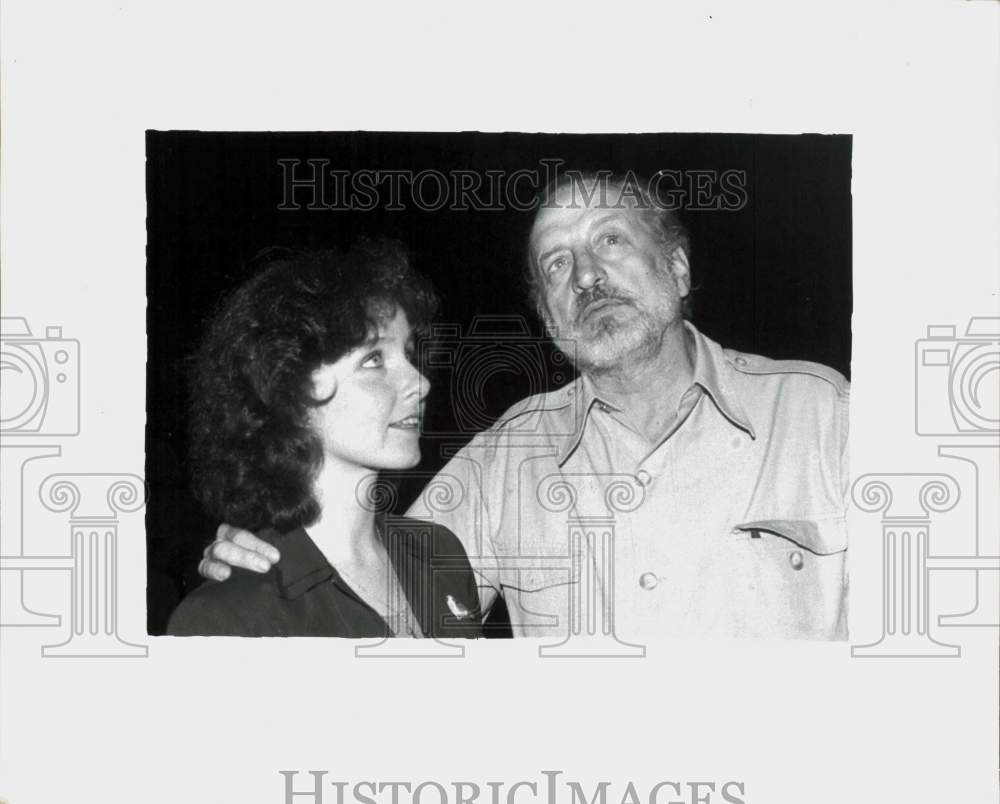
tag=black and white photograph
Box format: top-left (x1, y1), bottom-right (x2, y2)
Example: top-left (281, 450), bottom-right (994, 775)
top-left (145, 133), bottom-right (852, 641)
top-left (2, 4), bottom-right (997, 804)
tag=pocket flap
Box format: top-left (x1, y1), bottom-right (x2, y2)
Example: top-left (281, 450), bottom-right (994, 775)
top-left (735, 518), bottom-right (847, 555)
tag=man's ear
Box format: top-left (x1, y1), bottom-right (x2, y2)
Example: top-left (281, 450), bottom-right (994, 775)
top-left (667, 247), bottom-right (692, 298)
top-left (310, 364), bottom-right (338, 404)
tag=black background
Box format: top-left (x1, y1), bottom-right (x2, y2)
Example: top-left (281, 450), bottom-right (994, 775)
top-left (146, 132), bottom-right (852, 634)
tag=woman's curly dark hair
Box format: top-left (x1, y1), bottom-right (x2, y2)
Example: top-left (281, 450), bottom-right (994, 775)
top-left (189, 238), bottom-right (438, 532)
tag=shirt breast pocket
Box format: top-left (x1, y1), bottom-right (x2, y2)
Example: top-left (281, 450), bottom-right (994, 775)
top-left (722, 517), bottom-right (848, 640)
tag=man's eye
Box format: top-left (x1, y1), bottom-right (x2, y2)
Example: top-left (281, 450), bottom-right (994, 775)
top-left (361, 350), bottom-right (384, 368)
top-left (601, 233), bottom-right (621, 247)
top-left (546, 256), bottom-right (569, 274)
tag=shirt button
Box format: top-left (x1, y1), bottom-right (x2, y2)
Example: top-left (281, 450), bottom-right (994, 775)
top-left (635, 469), bottom-right (652, 487)
top-left (639, 572), bottom-right (659, 590)
top-left (789, 551), bottom-right (805, 570)
top-left (734, 356), bottom-right (748, 367)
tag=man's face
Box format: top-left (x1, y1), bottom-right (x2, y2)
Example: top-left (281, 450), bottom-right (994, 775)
top-left (529, 183), bottom-right (691, 373)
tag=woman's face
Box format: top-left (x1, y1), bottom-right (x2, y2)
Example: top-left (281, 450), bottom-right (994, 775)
top-left (308, 308), bottom-right (428, 473)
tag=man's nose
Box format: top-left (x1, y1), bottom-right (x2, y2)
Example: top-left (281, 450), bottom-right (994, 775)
top-left (572, 249), bottom-right (606, 291)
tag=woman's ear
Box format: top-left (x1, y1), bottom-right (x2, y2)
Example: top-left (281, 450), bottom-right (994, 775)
top-left (310, 364), bottom-right (338, 404)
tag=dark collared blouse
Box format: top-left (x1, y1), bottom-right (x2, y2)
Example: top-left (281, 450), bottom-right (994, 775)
top-left (168, 517), bottom-right (482, 638)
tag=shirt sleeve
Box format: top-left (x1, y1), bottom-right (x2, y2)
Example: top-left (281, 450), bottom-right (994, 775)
top-left (837, 380), bottom-right (850, 623)
top-left (838, 382), bottom-right (851, 510)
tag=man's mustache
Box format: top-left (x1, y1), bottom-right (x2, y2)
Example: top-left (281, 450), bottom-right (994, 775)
top-left (574, 285), bottom-right (634, 323)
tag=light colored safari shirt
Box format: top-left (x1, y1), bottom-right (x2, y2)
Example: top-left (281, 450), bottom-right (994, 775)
top-left (407, 322), bottom-right (850, 640)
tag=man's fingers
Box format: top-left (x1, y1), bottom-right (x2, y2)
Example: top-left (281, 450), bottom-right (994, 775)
top-left (216, 523), bottom-right (281, 564)
top-left (197, 524), bottom-right (279, 580)
top-left (231, 530), bottom-right (281, 563)
top-left (198, 557), bottom-right (232, 582)
top-left (207, 538), bottom-right (273, 573)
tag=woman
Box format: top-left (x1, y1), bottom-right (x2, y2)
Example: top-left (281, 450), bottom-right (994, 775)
top-left (168, 239), bottom-right (481, 638)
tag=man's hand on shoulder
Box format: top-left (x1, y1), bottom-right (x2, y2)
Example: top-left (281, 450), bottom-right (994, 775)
top-left (198, 524), bottom-right (280, 581)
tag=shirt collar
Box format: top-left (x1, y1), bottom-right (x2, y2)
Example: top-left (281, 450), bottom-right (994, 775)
top-left (265, 527), bottom-right (336, 600)
top-left (267, 515), bottom-right (437, 602)
top-left (553, 322), bottom-right (755, 465)
top-left (685, 322), bottom-right (756, 440)
top-left (551, 375), bottom-right (618, 465)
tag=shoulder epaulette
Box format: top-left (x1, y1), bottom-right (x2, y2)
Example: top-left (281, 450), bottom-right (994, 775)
top-left (723, 350), bottom-right (849, 395)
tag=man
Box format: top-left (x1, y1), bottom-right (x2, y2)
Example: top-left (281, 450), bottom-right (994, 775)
top-left (198, 172), bottom-right (849, 640)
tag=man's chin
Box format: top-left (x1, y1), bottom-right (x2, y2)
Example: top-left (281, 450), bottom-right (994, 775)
top-left (573, 328), bottom-right (652, 373)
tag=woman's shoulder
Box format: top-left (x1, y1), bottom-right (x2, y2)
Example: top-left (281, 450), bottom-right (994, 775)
top-left (166, 567), bottom-right (280, 636)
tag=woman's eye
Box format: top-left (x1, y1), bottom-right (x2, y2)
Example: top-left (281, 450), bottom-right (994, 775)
top-left (602, 233), bottom-right (621, 247)
top-left (361, 350), bottom-right (384, 368)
